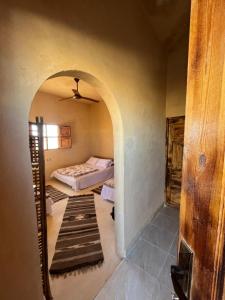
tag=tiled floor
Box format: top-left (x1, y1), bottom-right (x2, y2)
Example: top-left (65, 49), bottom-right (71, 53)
top-left (96, 205), bottom-right (179, 300)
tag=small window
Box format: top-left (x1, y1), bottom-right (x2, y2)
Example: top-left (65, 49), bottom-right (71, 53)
top-left (30, 123), bottom-right (59, 150)
top-left (43, 124), bottom-right (59, 150)
top-left (30, 124), bottom-right (38, 137)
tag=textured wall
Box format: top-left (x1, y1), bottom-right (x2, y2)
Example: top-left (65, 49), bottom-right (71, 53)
top-left (89, 101), bottom-right (114, 158)
top-left (166, 36), bottom-right (189, 117)
top-left (0, 1), bottom-right (166, 298)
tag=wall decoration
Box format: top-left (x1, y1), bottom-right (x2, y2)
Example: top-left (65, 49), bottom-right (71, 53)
top-left (61, 137), bottom-right (72, 149)
top-left (60, 126), bottom-right (71, 137)
top-left (60, 126), bottom-right (72, 149)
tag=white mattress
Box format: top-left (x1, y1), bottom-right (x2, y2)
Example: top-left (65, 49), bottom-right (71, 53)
top-left (51, 165), bottom-right (114, 191)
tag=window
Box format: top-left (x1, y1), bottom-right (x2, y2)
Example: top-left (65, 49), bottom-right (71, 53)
top-left (43, 124), bottom-right (59, 150)
top-left (30, 124), bottom-right (59, 150)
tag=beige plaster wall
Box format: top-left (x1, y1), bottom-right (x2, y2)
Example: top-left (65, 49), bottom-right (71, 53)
top-left (0, 1), bottom-right (166, 298)
top-left (166, 36), bottom-right (189, 117)
top-left (89, 101), bottom-right (113, 158)
top-left (30, 91), bottom-right (92, 180)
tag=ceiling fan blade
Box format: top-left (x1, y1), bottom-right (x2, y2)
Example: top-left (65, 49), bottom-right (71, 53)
top-left (74, 78), bottom-right (79, 92)
top-left (58, 96), bottom-right (74, 101)
top-left (80, 96), bottom-right (99, 103)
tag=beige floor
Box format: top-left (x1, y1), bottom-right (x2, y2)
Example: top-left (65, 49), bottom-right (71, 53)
top-left (47, 179), bottom-right (121, 300)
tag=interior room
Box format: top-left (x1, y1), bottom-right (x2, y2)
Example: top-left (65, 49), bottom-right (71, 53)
top-left (29, 77), bottom-right (120, 299)
top-left (1, 0), bottom-right (225, 300)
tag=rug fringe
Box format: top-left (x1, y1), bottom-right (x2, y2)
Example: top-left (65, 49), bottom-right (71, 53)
top-left (50, 260), bottom-right (104, 279)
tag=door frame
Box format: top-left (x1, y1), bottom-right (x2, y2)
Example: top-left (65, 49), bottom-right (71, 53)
top-left (179, 0), bottom-right (225, 298)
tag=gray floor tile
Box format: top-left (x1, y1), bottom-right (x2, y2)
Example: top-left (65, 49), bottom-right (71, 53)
top-left (128, 239), bottom-right (167, 278)
top-left (142, 224), bottom-right (175, 252)
top-left (169, 235), bottom-right (178, 257)
top-left (152, 280), bottom-right (174, 300)
top-left (158, 254), bottom-right (177, 290)
top-left (97, 207), bottom-right (180, 299)
top-left (160, 205), bottom-right (180, 220)
top-left (152, 213), bottom-right (179, 234)
top-left (95, 260), bottom-right (159, 300)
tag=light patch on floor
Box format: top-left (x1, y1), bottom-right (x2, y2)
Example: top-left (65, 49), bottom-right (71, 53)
top-left (47, 179), bottom-right (121, 300)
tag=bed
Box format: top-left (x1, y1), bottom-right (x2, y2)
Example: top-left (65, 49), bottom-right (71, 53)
top-left (51, 157), bottom-right (114, 191)
top-left (101, 178), bottom-right (114, 202)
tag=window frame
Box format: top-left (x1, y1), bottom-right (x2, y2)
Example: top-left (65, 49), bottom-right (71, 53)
top-left (29, 122), bottom-right (60, 151)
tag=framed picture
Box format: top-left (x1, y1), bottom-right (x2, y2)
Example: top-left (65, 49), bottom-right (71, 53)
top-left (60, 126), bottom-right (71, 137)
top-left (60, 137), bottom-right (72, 149)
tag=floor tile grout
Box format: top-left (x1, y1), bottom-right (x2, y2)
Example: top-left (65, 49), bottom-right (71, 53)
top-left (125, 257), bottom-right (173, 292)
top-left (141, 237), bottom-right (173, 256)
top-left (147, 220), bottom-right (178, 236)
top-left (143, 222), bottom-right (177, 237)
top-left (156, 231), bottom-right (178, 280)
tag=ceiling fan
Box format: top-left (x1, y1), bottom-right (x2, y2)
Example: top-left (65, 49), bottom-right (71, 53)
top-left (58, 78), bottom-right (99, 103)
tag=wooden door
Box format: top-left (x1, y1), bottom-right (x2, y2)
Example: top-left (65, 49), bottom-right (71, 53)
top-left (166, 116), bottom-right (185, 206)
top-left (179, 0), bottom-right (225, 299)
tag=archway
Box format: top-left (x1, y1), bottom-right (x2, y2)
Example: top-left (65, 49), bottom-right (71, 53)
top-left (30, 69), bottom-right (125, 258)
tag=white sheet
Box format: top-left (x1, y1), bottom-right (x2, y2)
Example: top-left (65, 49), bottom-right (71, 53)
top-left (51, 165), bottom-right (114, 191)
top-left (101, 185), bottom-right (114, 202)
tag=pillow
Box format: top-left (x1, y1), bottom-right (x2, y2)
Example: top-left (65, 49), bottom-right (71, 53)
top-left (96, 158), bottom-right (112, 169)
top-left (86, 157), bottom-right (99, 166)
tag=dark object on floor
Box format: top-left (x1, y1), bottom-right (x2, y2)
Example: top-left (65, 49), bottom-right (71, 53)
top-left (50, 194), bottom-right (104, 275)
top-left (91, 185), bottom-right (103, 195)
top-left (46, 185), bottom-right (69, 203)
top-left (111, 206), bottom-right (115, 220)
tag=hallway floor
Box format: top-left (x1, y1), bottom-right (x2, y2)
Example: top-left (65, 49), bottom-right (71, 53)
top-left (96, 205), bottom-right (179, 300)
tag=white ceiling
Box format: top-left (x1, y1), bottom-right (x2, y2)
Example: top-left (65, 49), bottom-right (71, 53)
top-left (39, 76), bottom-right (102, 104)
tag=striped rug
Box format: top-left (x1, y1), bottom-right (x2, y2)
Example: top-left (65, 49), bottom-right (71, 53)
top-left (46, 185), bottom-right (68, 203)
top-left (91, 185), bottom-right (103, 195)
top-left (50, 194), bottom-right (104, 275)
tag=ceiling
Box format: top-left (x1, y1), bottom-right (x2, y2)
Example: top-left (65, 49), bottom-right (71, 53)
top-left (39, 1), bottom-right (190, 101)
top-left (39, 76), bottom-right (102, 104)
top-left (141, 0), bottom-right (190, 50)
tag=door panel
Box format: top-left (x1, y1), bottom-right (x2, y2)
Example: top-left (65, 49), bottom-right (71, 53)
top-left (179, 0), bottom-right (225, 299)
top-left (166, 116), bottom-right (185, 206)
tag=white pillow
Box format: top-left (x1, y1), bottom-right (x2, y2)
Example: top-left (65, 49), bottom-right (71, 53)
top-left (86, 157), bottom-right (99, 166)
top-left (96, 158), bottom-right (112, 169)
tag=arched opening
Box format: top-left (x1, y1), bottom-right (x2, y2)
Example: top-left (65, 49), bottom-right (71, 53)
top-left (28, 70), bottom-right (125, 298)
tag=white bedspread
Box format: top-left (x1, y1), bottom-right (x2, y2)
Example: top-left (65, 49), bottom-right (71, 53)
top-left (51, 165), bottom-right (114, 191)
top-left (56, 164), bottom-right (97, 177)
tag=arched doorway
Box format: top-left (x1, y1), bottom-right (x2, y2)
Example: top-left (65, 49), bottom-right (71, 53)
top-left (41, 70), bottom-right (125, 256)
top-left (29, 70), bottom-right (125, 297)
